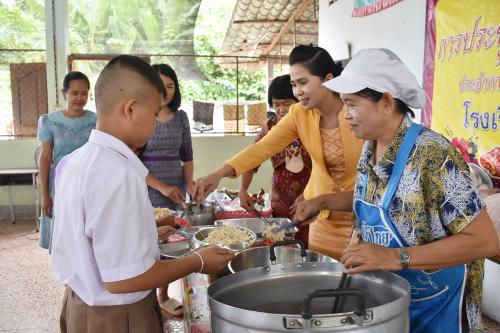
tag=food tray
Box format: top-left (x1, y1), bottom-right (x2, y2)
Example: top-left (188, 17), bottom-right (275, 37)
top-left (158, 226), bottom-right (204, 259)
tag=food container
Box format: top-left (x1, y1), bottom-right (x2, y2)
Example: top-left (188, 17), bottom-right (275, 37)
top-left (177, 201), bottom-right (216, 226)
top-left (192, 225), bottom-right (257, 252)
top-left (214, 218), bottom-right (298, 244)
top-left (158, 226), bottom-right (203, 259)
top-left (209, 261), bottom-right (410, 332)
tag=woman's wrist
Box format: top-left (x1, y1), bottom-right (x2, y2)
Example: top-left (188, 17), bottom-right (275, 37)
top-left (218, 164), bottom-right (236, 178)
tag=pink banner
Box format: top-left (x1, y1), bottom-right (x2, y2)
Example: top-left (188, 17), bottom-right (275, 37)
top-left (421, 0), bottom-right (438, 127)
top-left (352, 0), bottom-right (402, 17)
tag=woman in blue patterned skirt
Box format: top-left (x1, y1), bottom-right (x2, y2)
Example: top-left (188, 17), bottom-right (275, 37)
top-left (140, 63), bottom-right (194, 316)
top-left (37, 71), bottom-right (96, 251)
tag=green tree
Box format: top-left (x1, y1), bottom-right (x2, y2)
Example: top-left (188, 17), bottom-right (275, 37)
top-left (0, 0), bottom-right (45, 65)
top-left (0, 0), bottom-right (266, 102)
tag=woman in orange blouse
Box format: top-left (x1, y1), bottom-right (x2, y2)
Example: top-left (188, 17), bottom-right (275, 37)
top-left (193, 45), bottom-right (364, 260)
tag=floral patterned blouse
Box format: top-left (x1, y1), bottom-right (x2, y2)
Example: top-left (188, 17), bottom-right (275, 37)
top-left (353, 116), bottom-right (486, 329)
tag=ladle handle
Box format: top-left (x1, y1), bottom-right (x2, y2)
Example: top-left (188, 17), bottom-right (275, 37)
top-left (331, 228), bottom-right (363, 313)
top-left (269, 239), bottom-right (306, 264)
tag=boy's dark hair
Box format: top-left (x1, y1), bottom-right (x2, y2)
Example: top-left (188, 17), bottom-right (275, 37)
top-left (289, 44), bottom-right (343, 79)
top-left (95, 55), bottom-right (166, 106)
top-left (355, 88), bottom-right (415, 118)
top-left (152, 64), bottom-right (182, 111)
top-left (267, 74), bottom-right (298, 108)
top-left (63, 71), bottom-right (90, 91)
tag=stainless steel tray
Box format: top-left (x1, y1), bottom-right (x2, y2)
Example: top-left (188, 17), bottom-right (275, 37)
top-left (158, 226), bottom-right (204, 259)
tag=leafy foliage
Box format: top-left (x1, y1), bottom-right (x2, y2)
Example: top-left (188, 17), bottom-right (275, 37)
top-left (0, 0), bottom-right (266, 102)
top-left (0, 0), bottom-right (45, 65)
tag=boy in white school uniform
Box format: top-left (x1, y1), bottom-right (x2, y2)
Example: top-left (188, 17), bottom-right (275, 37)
top-left (51, 55), bottom-right (234, 333)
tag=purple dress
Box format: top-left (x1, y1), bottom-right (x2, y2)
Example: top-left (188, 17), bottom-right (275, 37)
top-left (140, 110), bottom-right (193, 209)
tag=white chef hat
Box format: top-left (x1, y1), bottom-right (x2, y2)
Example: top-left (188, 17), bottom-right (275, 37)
top-left (323, 48), bottom-right (426, 109)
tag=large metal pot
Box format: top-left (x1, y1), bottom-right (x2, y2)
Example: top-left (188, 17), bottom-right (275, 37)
top-left (178, 201), bottom-right (215, 226)
top-left (229, 239), bottom-right (336, 273)
top-left (208, 259), bottom-right (410, 332)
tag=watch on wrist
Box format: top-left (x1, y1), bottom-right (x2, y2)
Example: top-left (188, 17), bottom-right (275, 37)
top-left (399, 247), bottom-right (411, 270)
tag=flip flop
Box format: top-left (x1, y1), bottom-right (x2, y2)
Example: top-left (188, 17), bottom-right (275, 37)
top-left (160, 297), bottom-right (183, 316)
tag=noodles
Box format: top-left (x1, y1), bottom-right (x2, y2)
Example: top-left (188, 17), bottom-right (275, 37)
top-left (153, 207), bottom-right (175, 220)
top-left (264, 223), bottom-right (286, 242)
top-left (203, 225), bottom-right (254, 246)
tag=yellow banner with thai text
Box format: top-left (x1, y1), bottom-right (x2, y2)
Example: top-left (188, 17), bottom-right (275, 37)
top-left (431, 0), bottom-right (500, 182)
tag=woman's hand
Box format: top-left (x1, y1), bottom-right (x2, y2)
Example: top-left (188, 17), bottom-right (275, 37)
top-left (42, 194), bottom-right (53, 218)
top-left (341, 243), bottom-right (400, 273)
top-left (239, 190), bottom-right (257, 215)
top-left (290, 193), bottom-right (304, 216)
top-left (158, 184), bottom-right (184, 204)
top-left (192, 173), bottom-right (223, 203)
top-left (192, 246), bottom-right (235, 273)
top-left (192, 165), bottom-right (236, 203)
top-left (293, 196), bottom-right (322, 222)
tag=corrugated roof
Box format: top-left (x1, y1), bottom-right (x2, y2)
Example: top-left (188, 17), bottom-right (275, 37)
top-left (219, 0), bottom-right (318, 64)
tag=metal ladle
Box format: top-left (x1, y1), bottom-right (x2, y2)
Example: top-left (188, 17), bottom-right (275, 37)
top-left (332, 228), bottom-right (362, 313)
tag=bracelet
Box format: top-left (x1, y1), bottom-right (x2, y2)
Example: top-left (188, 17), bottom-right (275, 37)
top-left (193, 251), bottom-right (204, 273)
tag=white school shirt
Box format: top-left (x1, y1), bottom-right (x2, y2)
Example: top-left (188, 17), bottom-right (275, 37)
top-left (51, 129), bottom-right (160, 306)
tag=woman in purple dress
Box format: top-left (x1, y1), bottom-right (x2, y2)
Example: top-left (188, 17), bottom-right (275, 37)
top-left (140, 63), bottom-right (194, 316)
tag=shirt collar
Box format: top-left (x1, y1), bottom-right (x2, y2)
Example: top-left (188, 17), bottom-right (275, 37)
top-left (359, 115), bottom-right (413, 182)
top-left (88, 129), bottom-right (148, 178)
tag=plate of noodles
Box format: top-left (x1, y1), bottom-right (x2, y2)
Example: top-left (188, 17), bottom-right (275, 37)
top-left (192, 225), bottom-right (257, 252)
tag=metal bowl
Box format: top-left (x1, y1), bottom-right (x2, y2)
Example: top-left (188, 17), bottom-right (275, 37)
top-left (158, 226), bottom-right (203, 259)
top-left (176, 200), bottom-right (216, 226)
top-left (229, 245), bottom-right (337, 273)
top-left (192, 225), bottom-right (257, 252)
top-left (214, 218), bottom-right (298, 242)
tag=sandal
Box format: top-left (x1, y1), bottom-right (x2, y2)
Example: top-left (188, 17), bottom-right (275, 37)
top-left (160, 297), bottom-right (183, 316)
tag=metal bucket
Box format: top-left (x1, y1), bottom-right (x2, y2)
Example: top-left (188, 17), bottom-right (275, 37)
top-left (208, 261), bottom-right (410, 332)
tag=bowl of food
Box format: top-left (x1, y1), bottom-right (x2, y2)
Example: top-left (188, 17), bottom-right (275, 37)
top-left (214, 218), bottom-right (298, 244)
top-left (192, 225), bottom-right (257, 252)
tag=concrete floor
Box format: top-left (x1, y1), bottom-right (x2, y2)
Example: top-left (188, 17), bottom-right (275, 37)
top-left (1, 220), bottom-right (499, 333)
top-left (0, 220), bottom-right (184, 333)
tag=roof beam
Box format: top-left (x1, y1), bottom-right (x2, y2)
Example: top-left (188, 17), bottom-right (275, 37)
top-left (264, 0), bottom-right (312, 56)
top-left (233, 19), bottom-right (317, 24)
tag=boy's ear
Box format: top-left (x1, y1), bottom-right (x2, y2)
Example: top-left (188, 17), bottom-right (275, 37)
top-left (122, 99), bottom-right (137, 121)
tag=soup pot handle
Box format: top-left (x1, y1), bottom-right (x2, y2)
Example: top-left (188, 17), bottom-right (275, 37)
top-left (302, 288), bottom-right (366, 321)
top-left (269, 239), bottom-right (306, 264)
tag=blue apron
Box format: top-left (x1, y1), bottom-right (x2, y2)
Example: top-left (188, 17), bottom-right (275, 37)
top-left (353, 124), bottom-right (466, 333)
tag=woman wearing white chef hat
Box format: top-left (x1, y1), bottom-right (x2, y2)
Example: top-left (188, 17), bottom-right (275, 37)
top-left (295, 48), bottom-right (498, 332)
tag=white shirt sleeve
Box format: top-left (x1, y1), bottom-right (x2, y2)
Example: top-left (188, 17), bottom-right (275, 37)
top-left (84, 166), bottom-right (158, 282)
